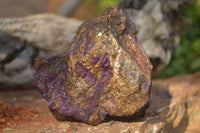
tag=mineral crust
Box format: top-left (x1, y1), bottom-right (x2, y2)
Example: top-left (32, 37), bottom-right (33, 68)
top-left (35, 7), bottom-right (152, 125)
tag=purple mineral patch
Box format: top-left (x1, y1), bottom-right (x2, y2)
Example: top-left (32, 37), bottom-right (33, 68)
top-left (35, 7), bottom-right (152, 125)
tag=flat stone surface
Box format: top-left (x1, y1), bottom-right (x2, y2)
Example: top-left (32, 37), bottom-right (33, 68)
top-left (0, 73), bottom-right (200, 132)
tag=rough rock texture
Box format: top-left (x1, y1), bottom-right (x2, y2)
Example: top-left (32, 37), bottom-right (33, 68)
top-left (0, 14), bottom-right (82, 85)
top-left (35, 7), bottom-right (152, 125)
top-left (0, 73), bottom-right (200, 132)
top-left (119, 0), bottom-right (193, 75)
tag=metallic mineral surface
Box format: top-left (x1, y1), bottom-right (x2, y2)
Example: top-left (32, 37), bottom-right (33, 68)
top-left (35, 7), bottom-right (153, 125)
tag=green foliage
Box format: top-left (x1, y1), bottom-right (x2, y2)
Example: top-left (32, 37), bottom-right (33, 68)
top-left (158, 1), bottom-right (200, 77)
top-left (85, 0), bottom-right (121, 15)
top-left (98, 0), bottom-right (121, 14)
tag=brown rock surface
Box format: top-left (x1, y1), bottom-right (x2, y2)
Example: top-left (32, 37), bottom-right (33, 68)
top-left (0, 98), bottom-right (9, 126)
top-left (0, 73), bottom-right (200, 132)
top-left (34, 7), bottom-right (152, 125)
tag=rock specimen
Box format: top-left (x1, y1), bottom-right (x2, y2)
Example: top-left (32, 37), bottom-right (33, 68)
top-left (35, 7), bottom-right (153, 125)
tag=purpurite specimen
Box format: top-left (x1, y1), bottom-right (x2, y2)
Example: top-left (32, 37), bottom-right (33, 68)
top-left (35, 7), bottom-right (153, 125)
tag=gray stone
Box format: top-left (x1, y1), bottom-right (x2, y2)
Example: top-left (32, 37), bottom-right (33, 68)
top-left (119, 0), bottom-right (193, 75)
top-left (0, 14), bottom-right (82, 85)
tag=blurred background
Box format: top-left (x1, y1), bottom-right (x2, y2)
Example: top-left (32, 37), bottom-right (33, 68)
top-left (0, 0), bottom-right (200, 132)
top-left (0, 0), bottom-right (199, 80)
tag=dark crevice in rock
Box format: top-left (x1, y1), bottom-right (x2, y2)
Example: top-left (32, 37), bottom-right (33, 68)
top-left (0, 45), bottom-right (26, 65)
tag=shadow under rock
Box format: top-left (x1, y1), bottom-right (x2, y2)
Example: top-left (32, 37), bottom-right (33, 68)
top-left (100, 85), bottom-right (172, 124)
top-left (102, 82), bottom-right (189, 132)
